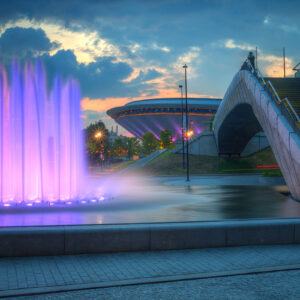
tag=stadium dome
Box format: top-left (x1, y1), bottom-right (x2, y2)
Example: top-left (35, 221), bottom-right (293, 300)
top-left (107, 98), bottom-right (222, 140)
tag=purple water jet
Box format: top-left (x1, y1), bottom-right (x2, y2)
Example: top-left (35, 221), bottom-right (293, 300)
top-left (0, 60), bottom-right (86, 205)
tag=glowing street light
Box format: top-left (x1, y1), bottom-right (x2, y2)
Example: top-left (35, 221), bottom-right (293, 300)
top-left (94, 131), bottom-right (102, 139)
top-left (186, 130), bottom-right (194, 138)
top-left (93, 131), bottom-right (103, 167)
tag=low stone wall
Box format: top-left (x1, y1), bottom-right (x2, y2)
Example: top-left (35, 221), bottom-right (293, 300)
top-left (241, 132), bottom-right (269, 157)
top-left (2, 219), bottom-right (300, 257)
top-left (174, 131), bottom-right (269, 157)
top-left (188, 131), bottom-right (218, 156)
top-left (172, 130), bottom-right (218, 156)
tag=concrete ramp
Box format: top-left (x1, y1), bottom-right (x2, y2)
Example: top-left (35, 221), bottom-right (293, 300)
top-left (117, 149), bottom-right (167, 173)
top-left (213, 68), bottom-right (300, 199)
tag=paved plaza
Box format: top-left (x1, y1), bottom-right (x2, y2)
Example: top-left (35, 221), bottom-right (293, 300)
top-left (8, 269), bottom-right (300, 299)
top-left (2, 244), bottom-right (300, 299)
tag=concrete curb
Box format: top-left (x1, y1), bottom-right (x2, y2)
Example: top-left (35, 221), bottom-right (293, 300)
top-left (259, 176), bottom-right (286, 185)
top-left (1, 219), bottom-right (300, 257)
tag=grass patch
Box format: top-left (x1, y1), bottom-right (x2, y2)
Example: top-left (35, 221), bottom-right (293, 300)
top-left (262, 170), bottom-right (283, 177)
top-left (138, 147), bottom-right (281, 176)
top-left (112, 160), bottom-right (137, 171)
top-left (139, 151), bottom-right (219, 175)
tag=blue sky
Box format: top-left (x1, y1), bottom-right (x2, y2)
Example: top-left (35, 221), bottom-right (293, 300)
top-left (0, 0), bottom-right (299, 134)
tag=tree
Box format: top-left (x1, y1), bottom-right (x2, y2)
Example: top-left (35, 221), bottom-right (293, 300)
top-left (85, 120), bottom-right (109, 161)
top-left (124, 137), bottom-right (141, 160)
top-left (141, 132), bottom-right (159, 155)
top-left (112, 137), bottom-right (125, 157)
top-left (209, 115), bottom-right (215, 130)
top-left (159, 129), bottom-right (173, 149)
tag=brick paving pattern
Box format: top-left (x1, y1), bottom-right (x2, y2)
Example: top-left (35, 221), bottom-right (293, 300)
top-left (10, 269), bottom-right (300, 300)
top-left (1, 244), bottom-right (300, 298)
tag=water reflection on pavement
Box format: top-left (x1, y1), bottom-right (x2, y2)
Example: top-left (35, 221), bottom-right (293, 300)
top-left (0, 175), bottom-right (299, 227)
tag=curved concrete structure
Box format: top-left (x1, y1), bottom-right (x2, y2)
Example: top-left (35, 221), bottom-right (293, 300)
top-left (107, 98), bottom-right (221, 140)
top-left (213, 70), bottom-right (300, 199)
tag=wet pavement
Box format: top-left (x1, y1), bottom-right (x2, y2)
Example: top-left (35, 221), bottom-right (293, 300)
top-left (0, 174), bottom-right (299, 227)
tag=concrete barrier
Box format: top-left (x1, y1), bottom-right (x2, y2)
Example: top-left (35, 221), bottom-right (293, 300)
top-left (150, 222), bottom-right (226, 250)
top-left (1, 219), bottom-right (300, 257)
top-left (174, 130), bottom-right (270, 157)
top-left (226, 219), bottom-right (295, 246)
top-left (64, 225), bottom-right (150, 254)
top-left (0, 227), bottom-right (65, 257)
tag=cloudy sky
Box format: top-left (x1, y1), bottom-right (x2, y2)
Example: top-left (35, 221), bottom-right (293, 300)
top-left (0, 0), bottom-right (299, 135)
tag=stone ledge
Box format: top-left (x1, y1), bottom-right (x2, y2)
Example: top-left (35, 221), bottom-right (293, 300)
top-left (1, 219), bottom-right (300, 257)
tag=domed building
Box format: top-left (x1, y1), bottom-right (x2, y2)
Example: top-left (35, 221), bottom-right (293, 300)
top-left (107, 98), bottom-right (222, 140)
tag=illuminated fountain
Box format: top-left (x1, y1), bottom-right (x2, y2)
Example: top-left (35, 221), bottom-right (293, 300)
top-left (0, 60), bottom-right (87, 207)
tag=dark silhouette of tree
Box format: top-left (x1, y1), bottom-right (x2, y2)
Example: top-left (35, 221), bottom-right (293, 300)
top-left (142, 132), bottom-right (159, 155)
top-left (125, 137), bottom-right (141, 159)
top-left (112, 137), bottom-right (125, 157)
top-left (159, 129), bottom-right (173, 148)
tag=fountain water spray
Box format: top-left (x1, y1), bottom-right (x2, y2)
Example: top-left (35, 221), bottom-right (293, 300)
top-left (0, 60), bottom-right (87, 206)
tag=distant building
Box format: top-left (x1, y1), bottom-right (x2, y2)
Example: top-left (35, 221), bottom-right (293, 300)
top-left (107, 98), bottom-right (222, 140)
top-left (108, 125), bottom-right (126, 144)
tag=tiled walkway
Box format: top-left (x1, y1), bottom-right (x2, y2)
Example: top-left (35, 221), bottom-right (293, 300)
top-left (1, 244), bottom-right (300, 298)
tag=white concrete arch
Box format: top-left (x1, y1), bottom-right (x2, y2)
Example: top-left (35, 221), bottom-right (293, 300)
top-left (213, 70), bottom-right (300, 200)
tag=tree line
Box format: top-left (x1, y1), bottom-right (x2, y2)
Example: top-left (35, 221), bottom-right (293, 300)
top-left (85, 120), bottom-right (173, 163)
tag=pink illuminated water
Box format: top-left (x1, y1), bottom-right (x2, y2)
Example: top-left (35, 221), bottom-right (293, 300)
top-left (0, 60), bottom-right (86, 205)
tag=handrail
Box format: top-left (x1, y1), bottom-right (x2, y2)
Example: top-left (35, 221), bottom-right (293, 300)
top-left (267, 80), bottom-right (282, 104)
top-left (241, 59), bottom-right (300, 133)
top-left (282, 97), bottom-right (300, 123)
top-left (244, 59), bottom-right (266, 86)
top-left (256, 68), bottom-right (266, 86)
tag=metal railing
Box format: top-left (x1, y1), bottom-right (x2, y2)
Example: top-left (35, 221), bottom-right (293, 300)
top-left (266, 80), bottom-right (281, 104)
top-left (242, 59), bottom-right (300, 135)
top-left (282, 97), bottom-right (300, 126)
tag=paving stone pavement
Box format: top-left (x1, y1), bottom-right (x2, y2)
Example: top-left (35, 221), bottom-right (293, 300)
top-left (1, 244), bottom-right (300, 298)
top-left (8, 269), bottom-right (300, 300)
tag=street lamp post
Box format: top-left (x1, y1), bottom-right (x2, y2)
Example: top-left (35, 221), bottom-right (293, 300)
top-left (94, 131), bottom-right (102, 167)
top-left (183, 64), bottom-right (190, 181)
top-left (179, 84), bottom-right (185, 169)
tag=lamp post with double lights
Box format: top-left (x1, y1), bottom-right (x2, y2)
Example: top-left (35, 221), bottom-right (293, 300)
top-left (178, 84), bottom-right (185, 169)
top-left (183, 64), bottom-right (190, 181)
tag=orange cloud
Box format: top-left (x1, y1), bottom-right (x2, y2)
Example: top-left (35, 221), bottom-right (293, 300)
top-left (149, 88), bottom-right (220, 99)
top-left (122, 68), bottom-right (140, 82)
top-left (81, 89), bottom-right (221, 115)
top-left (260, 55), bottom-right (294, 77)
top-left (81, 97), bottom-right (131, 113)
